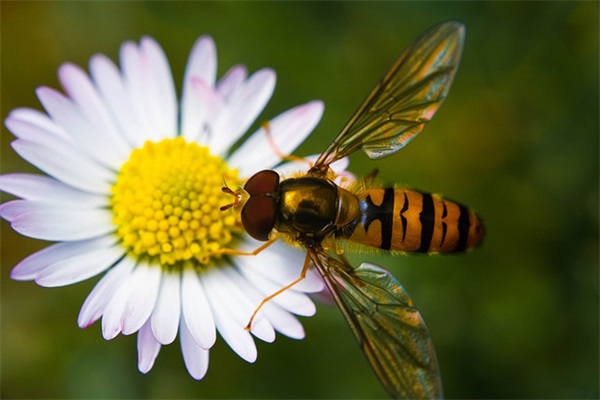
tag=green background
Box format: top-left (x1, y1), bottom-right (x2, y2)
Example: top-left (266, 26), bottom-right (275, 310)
top-left (1, 1), bottom-right (598, 398)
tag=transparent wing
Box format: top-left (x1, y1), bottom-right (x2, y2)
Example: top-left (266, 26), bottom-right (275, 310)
top-left (313, 21), bottom-right (464, 171)
top-left (309, 249), bottom-right (443, 399)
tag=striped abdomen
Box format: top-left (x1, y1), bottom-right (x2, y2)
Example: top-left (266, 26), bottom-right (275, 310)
top-left (347, 188), bottom-right (484, 253)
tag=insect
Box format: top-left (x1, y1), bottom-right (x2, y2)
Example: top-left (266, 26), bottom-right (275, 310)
top-left (221, 21), bottom-right (484, 399)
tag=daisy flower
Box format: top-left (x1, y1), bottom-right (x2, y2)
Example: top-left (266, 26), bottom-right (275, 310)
top-left (0, 35), bottom-right (343, 379)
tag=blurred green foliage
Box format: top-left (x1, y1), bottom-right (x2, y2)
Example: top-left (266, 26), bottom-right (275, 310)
top-left (1, 1), bottom-right (598, 398)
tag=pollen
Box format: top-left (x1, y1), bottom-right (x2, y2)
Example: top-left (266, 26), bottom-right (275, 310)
top-left (111, 138), bottom-right (241, 267)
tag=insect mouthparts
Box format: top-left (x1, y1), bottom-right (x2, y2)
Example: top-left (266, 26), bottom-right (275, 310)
top-left (220, 186), bottom-right (249, 212)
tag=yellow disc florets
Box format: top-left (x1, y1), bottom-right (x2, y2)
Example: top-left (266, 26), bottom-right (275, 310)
top-left (111, 138), bottom-right (241, 267)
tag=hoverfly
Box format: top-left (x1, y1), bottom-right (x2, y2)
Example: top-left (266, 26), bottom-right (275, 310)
top-left (221, 21), bottom-right (484, 399)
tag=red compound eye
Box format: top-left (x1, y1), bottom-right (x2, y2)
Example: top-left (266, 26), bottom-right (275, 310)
top-left (241, 170), bottom-right (280, 241)
top-left (241, 196), bottom-right (277, 241)
top-left (244, 170), bottom-right (279, 196)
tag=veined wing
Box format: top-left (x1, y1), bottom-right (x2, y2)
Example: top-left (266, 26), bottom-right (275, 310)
top-left (309, 249), bottom-right (443, 399)
top-left (313, 21), bottom-right (464, 171)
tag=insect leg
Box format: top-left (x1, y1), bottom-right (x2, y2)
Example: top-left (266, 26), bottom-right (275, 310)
top-left (245, 251), bottom-right (311, 331)
top-left (263, 121), bottom-right (313, 167)
top-left (208, 236), bottom-right (279, 257)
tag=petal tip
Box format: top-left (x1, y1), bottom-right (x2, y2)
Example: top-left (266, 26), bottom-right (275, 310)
top-left (78, 318), bottom-right (96, 329)
top-left (307, 99), bottom-right (325, 114)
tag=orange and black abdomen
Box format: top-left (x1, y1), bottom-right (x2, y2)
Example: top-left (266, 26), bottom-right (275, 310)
top-left (347, 188), bottom-right (484, 253)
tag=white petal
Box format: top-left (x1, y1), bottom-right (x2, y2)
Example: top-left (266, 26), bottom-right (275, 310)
top-left (36, 86), bottom-right (123, 170)
top-left (181, 36), bottom-right (217, 140)
top-left (7, 108), bottom-right (72, 142)
top-left (225, 266), bottom-right (305, 339)
top-left (10, 235), bottom-right (115, 281)
top-left (310, 287), bottom-right (336, 306)
top-left (181, 77), bottom-right (224, 143)
top-left (0, 199), bottom-right (105, 222)
top-left (237, 259), bottom-right (316, 317)
top-left (210, 68), bottom-right (276, 156)
top-left (6, 111), bottom-right (68, 144)
top-left (202, 269), bottom-right (257, 363)
top-left (213, 267), bottom-right (275, 343)
top-left (185, 35), bottom-right (217, 86)
top-left (5, 108), bottom-right (75, 146)
top-left (139, 37), bottom-right (177, 139)
top-left (0, 200), bottom-right (55, 222)
top-left (137, 319), bottom-right (162, 374)
top-left (151, 271), bottom-right (181, 345)
top-left (180, 314), bottom-right (210, 380)
top-left (78, 256), bottom-right (136, 328)
top-left (120, 41), bottom-right (156, 141)
top-left (102, 259), bottom-right (137, 340)
top-left (181, 266), bottom-right (216, 349)
top-left (11, 139), bottom-right (112, 195)
top-left (35, 242), bottom-right (124, 287)
top-left (228, 100), bottom-right (324, 176)
top-left (236, 238), bottom-right (324, 293)
top-left (216, 65), bottom-right (247, 100)
top-left (6, 114), bottom-right (115, 194)
top-left (121, 262), bottom-right (162, 335)
top-left (10, 242), bottom-right (72, 281)
top-left (330, 156), bottom-right (350, 175)
top-left (10, 206), bottom-right (114, 241)
top-left (89, 54), bottom-right (143, 147)
top-left (0, 173), bottom-right (105, 207)
top-left (261, 302), bottom-right (305, 340)
top-left (58, 63), bottom-right (131, 161)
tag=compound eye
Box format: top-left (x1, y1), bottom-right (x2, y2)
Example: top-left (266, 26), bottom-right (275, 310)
top-left (244, 170), bottom-right (279, 196)
top-left (241, 196), bottom-right (277, 241)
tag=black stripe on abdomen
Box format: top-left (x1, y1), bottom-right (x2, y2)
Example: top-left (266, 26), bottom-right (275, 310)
top-left (417, 192), bottom-right (435, 252)
top-left (399, 192), bottom-right (409, 241)
top-left (360, 188), bottom-right (395, 250)
top-left (456, 204), bottom-right (470, 252)
top-left (440, 200), bottom-right (448, 248)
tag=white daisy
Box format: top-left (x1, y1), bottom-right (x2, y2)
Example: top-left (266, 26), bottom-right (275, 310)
top-left (0, 35), bottom-right (344, 380)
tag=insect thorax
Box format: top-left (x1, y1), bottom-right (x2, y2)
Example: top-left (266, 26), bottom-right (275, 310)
top-left (276, 177), bottom-right (338, 237)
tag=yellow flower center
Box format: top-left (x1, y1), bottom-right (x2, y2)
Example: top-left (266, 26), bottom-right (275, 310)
top-left (110, 138), bottom-right (241, 267)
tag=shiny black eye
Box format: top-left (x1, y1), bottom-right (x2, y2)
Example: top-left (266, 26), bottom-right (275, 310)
top-left (241, 170), bottom-right (280, 241)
